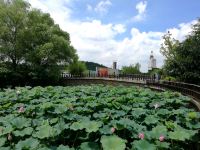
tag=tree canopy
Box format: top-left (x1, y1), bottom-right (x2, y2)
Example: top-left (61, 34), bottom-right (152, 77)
top-left (160, 19), bottom-right (200, 84)
top-left (121, 63), bottom-right (141, 74)
top-left (69, 61), bottom-right (87, 75)
top-left (0, 0), bottom-right (78, 86)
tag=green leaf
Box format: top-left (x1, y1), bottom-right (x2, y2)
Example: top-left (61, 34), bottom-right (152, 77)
top-left (11, 117), bottom-right (31, 129)
top-left (54, 119), bottom-right (69, 135)
top-left (85, 121), bottom-right (102, 133)
top-left (70, 120), bottom-right (102, 133)
top-left (57, 145), bottom-right (75, 150)
top-left (0, 137), bottom-right (6, 147)
top-left (101, 135), bottom-right (126, 150)
top-left (70, 122), bottom-right (85, 131)
top-left (187, 112), bottom-right (198, 120)
top-left (186, 122), bottom-right (200, 129)
top-left (54, 105), bottom-right (68, 114)
top-left (155, 141), bottom-right (170, 149)
top-left (149, 125), bottom-right (167, 139)
top-left (80, 142), bottom-right (100, 150)
top-left (15, 138), bottom-right (39, 150)
top-left (13, 127), bottom-right (33, 137)
top-left (132, 108), bottom-right (146, 118)
top-left (168, 128), bottom-right (197, 141)
top-left (0, 147), bottom-right (11, 150)
top-left (33, 124), bottom-right (55, 139)
top-left (0, 125), bottom-right (13, 136)
top-left (99, 125), bottom-right (113, 135)
top-left (144, 115), bottom-right (159, 125)
top-left (132, 140), bottom-right (156, 150)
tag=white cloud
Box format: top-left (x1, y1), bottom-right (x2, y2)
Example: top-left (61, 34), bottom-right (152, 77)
top-left (26, 0), bottom-right (72, 28)
top-left (87, 4), bottom-right (93, 11)
top-left (26, 0), bottom-right (196, 72)
top-left (94, 0), bottom-right (112, 15)
top-left (168, 20), bottom-right (197, 41)
top-left (133, 1), bottom-right (147, 22)
top-left (113, 24), bottom-right (126, 34)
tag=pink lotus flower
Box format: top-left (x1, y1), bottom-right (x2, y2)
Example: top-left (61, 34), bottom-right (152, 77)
top-left (159, 135), bottom-right (165, 142)
top-left (111, 127), bottom-right (115, 133)
top-left (8, 133), bottom-right (12, 141)
top-left (18, 106), bottom-right (25, 113)
top-left (138, 133), bottom-right (144, 140)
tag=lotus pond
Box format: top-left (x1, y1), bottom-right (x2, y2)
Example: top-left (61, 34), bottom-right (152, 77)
top-left (0, 85), bottom-right (200, 150)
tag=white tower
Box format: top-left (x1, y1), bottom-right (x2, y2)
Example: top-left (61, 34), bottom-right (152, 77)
top-left (148, 51), bottom-right (157, 71)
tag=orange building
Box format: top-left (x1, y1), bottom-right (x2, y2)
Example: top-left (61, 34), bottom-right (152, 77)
top-left (98, 68), bottom-right (108, 77)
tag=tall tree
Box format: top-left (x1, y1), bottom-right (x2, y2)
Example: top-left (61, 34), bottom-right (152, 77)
top-left (0, 0), bottom-right (29, 71)
top-left (160, 19), bottom-right (200, 84)
top-left (0, 0), bottom-right (78, 85)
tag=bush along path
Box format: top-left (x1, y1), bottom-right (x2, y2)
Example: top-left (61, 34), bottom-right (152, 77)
top-left (0, 85), bottom-right (200, 150)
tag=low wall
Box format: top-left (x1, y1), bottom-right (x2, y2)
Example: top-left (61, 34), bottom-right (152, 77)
top-left (60, 78), bottom-right (146, 87)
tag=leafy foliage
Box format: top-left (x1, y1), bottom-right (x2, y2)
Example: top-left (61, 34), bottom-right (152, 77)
top-left (0, 85), bottom-right (199, 149)
top-left (160, 20), bottom-right (200, 84)
top-left (121, 63), bottom-right (141, 74)
top-left (69, 61), bottom-right (87, 75)
top-left (0, 0), bottom-right (78, 87)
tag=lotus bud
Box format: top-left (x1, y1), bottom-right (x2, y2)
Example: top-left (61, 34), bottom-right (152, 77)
top-left (18, 106), bottom-right (25, 113)
top-left (138, 133), bottom-right (144, 140)
top-left (8, 133), bottom-right (12, 141)
top-left (159, 135), bottom-right (165, 142)
top-left (111, 127), bottom-right (115, 133)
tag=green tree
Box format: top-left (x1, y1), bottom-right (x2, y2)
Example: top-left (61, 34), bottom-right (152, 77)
top-left (69, 61), bottom-right (87, 75)
top-left (160, 20), bottom-right (200, 84)
top-left (0, 0), bottom-right (78, 85)
top-left (0, 0), bottom-right (29, 71)
top-left (121, 63), bottom-right (141, 74)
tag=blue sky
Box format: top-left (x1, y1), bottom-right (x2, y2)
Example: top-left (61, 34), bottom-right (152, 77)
top-left (27, 0), bottom-right (200, 72)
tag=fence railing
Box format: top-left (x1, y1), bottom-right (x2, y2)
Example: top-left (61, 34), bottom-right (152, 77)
top-left (61, 73), bottom-right (155, 81)
top-left (146, 80), bottom-right (200, 101)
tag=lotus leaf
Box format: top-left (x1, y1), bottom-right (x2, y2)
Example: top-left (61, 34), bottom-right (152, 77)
top-left (79, 142), bottom-right (99, 150)
top-left (15, 138), bottom-right (39, 150)
top-left (144, 115), bottom-right (159, 125)
top-left (70, 120), bottom-right (102, 133)
top-left (155, 141), bottom-right (170, 149)
top-left (0, 137), bottom-right (6, 147)
top-left (11, 117), bottom-right (31, 129)
top-left (101, 135), bottom-right (126, 150)
top-left (33, 124), bottom-right (55, 139)
top-left (0, 85), bottom-right (199, 149)
top-left (149, 125), bottom-right (167, 139)
top-left (132, 140), bottom-right (156, 150)
top-left (0, 125), bottom-right (13, 136)
top-left (0, 147), bottom-right (10, 150)
top-left (57, 145), bottom-right (75, 150)
top-left (13, 127), bottom-right (33, 137)
top-left (168, 128), bottom-right (197, 141)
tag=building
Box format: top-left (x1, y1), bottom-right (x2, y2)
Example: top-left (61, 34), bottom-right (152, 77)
top-left (96, 61), bottom-right (119, 77)
top-left (148, 51), bottom-right (157, 71)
